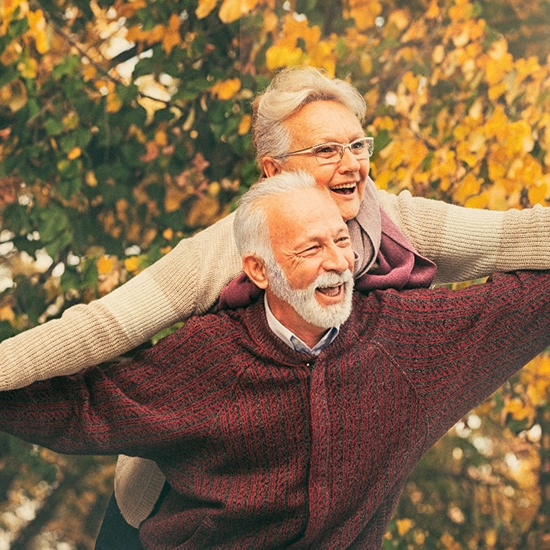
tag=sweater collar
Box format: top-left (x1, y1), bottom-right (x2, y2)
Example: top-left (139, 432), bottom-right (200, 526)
top-left (263, 294), bottom-right (340, 356)
top-left (238, 295), bottom-right (360, 367)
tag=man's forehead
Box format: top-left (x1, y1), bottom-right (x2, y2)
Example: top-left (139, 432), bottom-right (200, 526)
top-left (266, 188), bottom-right (345, 241)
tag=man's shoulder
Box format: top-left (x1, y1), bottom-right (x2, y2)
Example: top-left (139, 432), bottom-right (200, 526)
top-left (166, 302), bottom-right (258, 350)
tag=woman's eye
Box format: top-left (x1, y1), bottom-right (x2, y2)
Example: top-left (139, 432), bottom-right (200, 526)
top-left (314, 145), bottom-right (338, 157)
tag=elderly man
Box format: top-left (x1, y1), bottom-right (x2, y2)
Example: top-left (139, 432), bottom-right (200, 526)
top-left (1, 171), bottom-right (550, 549)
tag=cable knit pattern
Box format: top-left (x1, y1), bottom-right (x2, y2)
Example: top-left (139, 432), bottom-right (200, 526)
top-left (1, 271), bottom-right (550, 548)
top-left (2, 191), bottom-right (550, 525)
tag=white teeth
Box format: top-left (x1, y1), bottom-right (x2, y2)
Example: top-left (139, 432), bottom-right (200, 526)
top-left (331, 182), bottom-right (357, 190)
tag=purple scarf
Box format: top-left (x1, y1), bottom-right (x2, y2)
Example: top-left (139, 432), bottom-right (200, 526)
top-left (218, 177), bottom-right (436, 310)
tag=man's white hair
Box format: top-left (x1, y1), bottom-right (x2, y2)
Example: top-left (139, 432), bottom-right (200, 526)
top-left (252, 66), bottom-right (367, 170)
top-left (233, 170), bottom-right (318, 265)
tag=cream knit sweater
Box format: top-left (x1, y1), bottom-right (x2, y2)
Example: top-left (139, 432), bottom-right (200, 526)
top-left (1, 189), bottom-right (550, 527)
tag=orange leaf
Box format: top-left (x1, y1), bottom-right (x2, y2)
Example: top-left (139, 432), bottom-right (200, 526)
top-left (97, 256), bottom-right (114, 275)
top-left (195, 0), bottom-right (218, 19)
top-left (67, 146), bottom-right (82, 160)
top-left (162, 13), bottom-right (181, 54)
top-left (210, 78), bottom-right (241, 100)
top-left (219, 0), bottom-right (259, 23)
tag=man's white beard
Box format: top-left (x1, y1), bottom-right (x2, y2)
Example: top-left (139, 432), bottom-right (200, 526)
top-left (266, 262), bottom-right (354, 329)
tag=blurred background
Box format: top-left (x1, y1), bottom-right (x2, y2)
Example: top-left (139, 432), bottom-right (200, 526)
top-left (0, 0), bottom-right (549, 547)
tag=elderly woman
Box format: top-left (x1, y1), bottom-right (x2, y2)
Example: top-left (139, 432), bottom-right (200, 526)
top-left (1, 67), bottom-right (550, 544)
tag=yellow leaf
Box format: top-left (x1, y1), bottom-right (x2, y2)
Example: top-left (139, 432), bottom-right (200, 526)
top-left (345, 0), bottom-right (382, 31)
top-left (0, 306), bottom-right (15, 323)
top-left (124, 256), bottom-right (140, 274)
top-left (464, 191), bottom-right (488, 209)
top-left (448, 0), bottom-right (473, 22)
top-left (97, 256), bottom-right (114, 275)
top-left (162, 13), bottom-right (181, 54)
top-left (106, 92), bottom-right (123, 113)
top-left (360, 53), bottom-right (373, 74)
top-left (85, 171), bottom-right (98, 187)
top-left (219, 0), bottom-right (259, 23)
top-left (195, 0), bottom-right (218, 19)
top-left (164, 186), bottom-right (187, 213)
top-left (154, 130), bottom-right (168, 147)
top-left (187, 195), bottom-right (220, 228)
top-left (396, 518), bottom-right (414, 537)
top-left (238, 114), bottom-right (251, 136)
top-left (265, 44), bottom-right (303, 71)
top-left (17, 57), bottom-right (37, 79)
top-left (116, 0), bottom-right (147, 18)
top-left (82, 64), bottom-right (97, 81)
top-left (426, 0), bottom-right (440, 19)
top-left (210, 78), bottom-right (241, 100)
top-left (67, 146), bottom-right (82, 160)
top-left (388, 9), bottom-right (410, 31)
top-left (484, 529), bottom-right (497, 548)
top-left (432, 44), bottom-right (445, 64)
top-left (528, 183), bottom-right (548, 205)
top-left (27, 10), bottom-right (48, 54)
top-left (505, 397), bottom-right (531, 421)
top-left (263, 11), bottom-right (278, 32)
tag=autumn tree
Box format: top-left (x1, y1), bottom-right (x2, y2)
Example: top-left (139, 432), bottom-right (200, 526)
top-left (0, 0), bottom-right (549, 547)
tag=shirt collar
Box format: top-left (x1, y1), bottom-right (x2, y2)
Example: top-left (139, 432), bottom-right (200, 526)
top-left (264, 294), bottom-right (340, 356)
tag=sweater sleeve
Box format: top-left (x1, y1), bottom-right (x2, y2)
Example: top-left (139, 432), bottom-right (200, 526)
top-left (371, 270), bottom-right (550, 446)
top-left (0, 315), bottom-right (238, 456)
top-left (0, 212), bottom-right (242, 390)
top-left (377, 189), bottom-right (550, 284)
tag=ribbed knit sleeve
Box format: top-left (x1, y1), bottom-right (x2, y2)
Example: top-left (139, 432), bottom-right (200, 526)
top-left (378, 190), bottom-right (550, 284)
top-left (367, 270), bottom-right (550, 445)
top-left (0, 212), bottom-right (241, 390)
top-left (0, 311), bottom-right (242, 456)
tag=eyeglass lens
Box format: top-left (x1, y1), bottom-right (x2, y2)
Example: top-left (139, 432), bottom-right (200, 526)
top-left (314, 138), bottom-right (373, 164)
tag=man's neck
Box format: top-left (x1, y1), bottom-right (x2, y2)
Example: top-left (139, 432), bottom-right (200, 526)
top-left (264, 292), bottom-right (328, 349)
top-left (263, 295), bottom-right (339, 356)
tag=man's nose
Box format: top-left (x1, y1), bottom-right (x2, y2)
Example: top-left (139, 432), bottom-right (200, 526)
top-left (323, 244), bottom-right (351, 272)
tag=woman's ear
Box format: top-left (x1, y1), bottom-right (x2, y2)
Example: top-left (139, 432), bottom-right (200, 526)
top-left (242, 254), bottom-right (269, 289)
top-left (262, 157), bottom-right (282, 178)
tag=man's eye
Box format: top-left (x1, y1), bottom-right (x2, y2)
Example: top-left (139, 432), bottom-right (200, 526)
top-left (337, 237), bottom-right (351, 246)
top-left (351, 140), bottom-right (366, 151)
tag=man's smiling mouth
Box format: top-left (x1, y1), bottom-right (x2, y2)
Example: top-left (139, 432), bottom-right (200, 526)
top-left (316, 284), bottom-right (344, 297)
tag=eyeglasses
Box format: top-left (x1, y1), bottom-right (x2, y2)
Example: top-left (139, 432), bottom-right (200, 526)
top-left (275, 137), bottom-right (374, 165)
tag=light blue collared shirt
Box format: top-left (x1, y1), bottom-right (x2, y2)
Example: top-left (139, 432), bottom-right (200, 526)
top-left (264, 294), bottom-right (340, 356)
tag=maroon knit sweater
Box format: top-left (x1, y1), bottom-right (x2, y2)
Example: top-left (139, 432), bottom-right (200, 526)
top-left (1, 271), bottom-right (550, 549)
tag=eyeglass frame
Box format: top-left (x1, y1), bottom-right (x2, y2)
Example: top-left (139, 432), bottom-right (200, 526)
top-left (273, 136), bottom-right (374, 165)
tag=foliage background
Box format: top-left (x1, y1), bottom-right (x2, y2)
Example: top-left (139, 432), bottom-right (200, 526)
top-left (0, 0), bottom-right (550, 547)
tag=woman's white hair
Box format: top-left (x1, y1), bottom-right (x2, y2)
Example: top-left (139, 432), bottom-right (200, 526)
top-left (233, 170), bottom-right (317, 265)
top-left (252, 66), bottom-right (367, 170)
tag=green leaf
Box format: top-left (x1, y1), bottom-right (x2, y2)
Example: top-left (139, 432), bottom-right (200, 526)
top-left (52, 55), bottom-right (80, 79)
top-left (44, 118), bottom-right (64, 136)
top-left (37, 207), bottom-right (69, 242)
top-left (0, 66), bottom-right (19, 88)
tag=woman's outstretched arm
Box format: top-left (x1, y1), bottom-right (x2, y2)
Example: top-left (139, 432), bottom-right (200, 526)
top-left (378, 189), bottom-right (550, 284)
top-left (0, 213), bottom-right (241, 389)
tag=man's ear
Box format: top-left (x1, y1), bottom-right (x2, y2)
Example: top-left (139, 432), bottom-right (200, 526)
top-left (242, 254), bottom-right (269, 289)
top-left (262, 157), bottom-right (282, 177)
